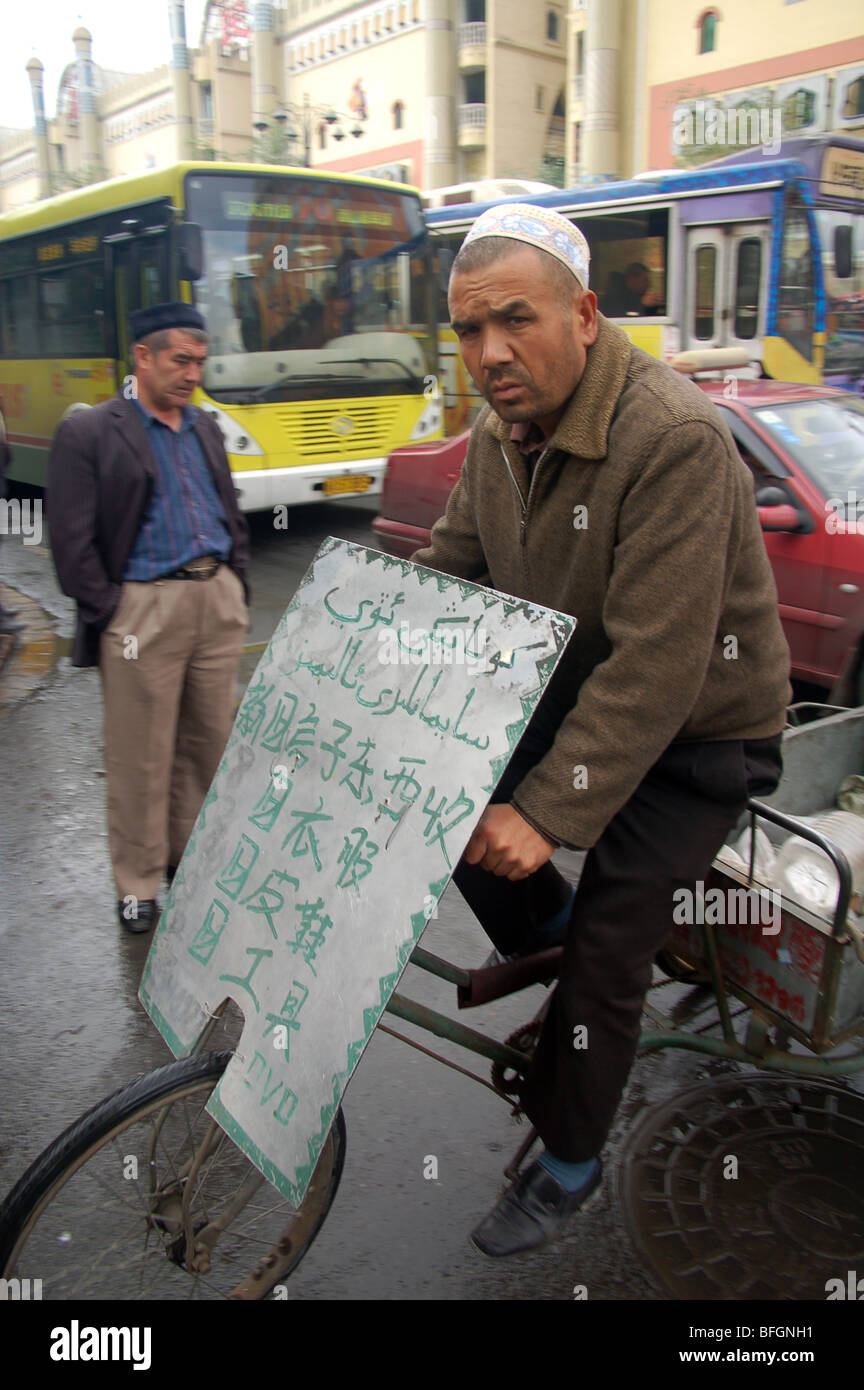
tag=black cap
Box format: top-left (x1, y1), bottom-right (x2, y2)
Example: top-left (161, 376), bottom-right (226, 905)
top-left (130, 302), bottom-right (207, 343)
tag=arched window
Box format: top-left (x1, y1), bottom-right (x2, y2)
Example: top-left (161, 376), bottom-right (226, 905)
top-left (546, 9), bottom-right (560, 43)
top-left (698, 10), bottom-right (718, 54)
top-left (392, 99), bottom-right (405, 130)
top-left (318, 122), bottom-right (328, 150)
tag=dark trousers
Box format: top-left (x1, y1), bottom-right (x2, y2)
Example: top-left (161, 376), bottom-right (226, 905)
top-left (453, 704), bottom-right (783, 1162)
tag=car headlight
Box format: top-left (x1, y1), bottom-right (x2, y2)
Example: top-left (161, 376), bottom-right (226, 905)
top-left (409, 396), bottom-right (443, 440)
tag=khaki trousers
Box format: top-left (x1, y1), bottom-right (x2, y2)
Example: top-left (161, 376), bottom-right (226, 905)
top-left (98, 565), bottom-right (247, 901)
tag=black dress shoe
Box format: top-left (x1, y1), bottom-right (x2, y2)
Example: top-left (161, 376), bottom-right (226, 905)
top-left (470, 1157), bottom-right (602, 1257)
top-left (116, 899), bottom-right (159, 933)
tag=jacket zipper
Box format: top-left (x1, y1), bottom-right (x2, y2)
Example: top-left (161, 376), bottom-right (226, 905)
top-left (500, 442), bottom-right (550, 547)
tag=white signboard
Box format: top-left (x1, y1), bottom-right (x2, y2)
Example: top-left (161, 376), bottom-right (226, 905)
top-left (140, 538), bottom-right (575, 1202)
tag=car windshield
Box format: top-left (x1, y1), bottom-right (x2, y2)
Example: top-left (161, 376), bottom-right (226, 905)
top-left (752, 397), bottom-right (864, 506)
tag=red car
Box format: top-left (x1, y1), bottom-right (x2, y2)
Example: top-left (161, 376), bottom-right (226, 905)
top-left (372, 383), bottom-right (864, 700)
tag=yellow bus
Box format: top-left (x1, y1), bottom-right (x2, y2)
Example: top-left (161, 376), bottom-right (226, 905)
top-left (0, 161), bottom-right (441, 510)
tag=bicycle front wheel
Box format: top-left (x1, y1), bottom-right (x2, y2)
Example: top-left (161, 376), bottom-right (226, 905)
top-left (0, 1051), bottom-right (346, 1300)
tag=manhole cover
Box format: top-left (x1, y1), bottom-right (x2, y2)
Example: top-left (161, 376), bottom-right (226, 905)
top-left (619, 1075), bottom-right (864, 1300)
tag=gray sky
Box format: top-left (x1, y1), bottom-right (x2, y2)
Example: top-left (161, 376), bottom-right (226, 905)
top-left (1, 0), bottom-right (207, 129)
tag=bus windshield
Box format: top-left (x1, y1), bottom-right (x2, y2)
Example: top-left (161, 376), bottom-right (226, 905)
top-left (185, 171), bottom-right (435, 403)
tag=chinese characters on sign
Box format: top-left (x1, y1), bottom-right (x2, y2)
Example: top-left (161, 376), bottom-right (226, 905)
top-left (140, 539), bottom-right (574, 1202)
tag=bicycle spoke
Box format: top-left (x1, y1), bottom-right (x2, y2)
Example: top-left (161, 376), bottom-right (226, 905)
top-left (1, 1057), bottom-right (344, 1300)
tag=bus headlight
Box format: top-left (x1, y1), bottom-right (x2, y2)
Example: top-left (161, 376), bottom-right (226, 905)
top-left (409, 396), bottom-right (443, 440)
top-left (199, 403), bottom-right (264, 456)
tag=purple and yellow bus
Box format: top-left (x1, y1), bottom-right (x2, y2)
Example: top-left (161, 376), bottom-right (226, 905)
top-left (427, 135), bottom-right (864, 434)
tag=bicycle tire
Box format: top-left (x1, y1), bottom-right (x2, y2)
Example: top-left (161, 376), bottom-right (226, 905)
top-left (0, 1051), bottom-right (346, 1300)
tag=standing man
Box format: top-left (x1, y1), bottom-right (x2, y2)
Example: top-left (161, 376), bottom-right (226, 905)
top-left (411, 206), bottom-right (791, 1256)
top-left (48, 303), bottom-right (250, 933)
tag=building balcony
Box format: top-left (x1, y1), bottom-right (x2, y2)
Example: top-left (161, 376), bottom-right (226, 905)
top-left (457, 22), bottom-right (487, 73)
top-left (458, 103), bottom-right (487, 148)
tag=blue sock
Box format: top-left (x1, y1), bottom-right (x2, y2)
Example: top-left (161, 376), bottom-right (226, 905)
top-left (538, 1149), bottom-right (600, 1192)
top-left (536, 885), bottom-right (576, 939)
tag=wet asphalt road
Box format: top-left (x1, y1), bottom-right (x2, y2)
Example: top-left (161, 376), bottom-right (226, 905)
top-left (0, 498), bottom-right (859, 1308)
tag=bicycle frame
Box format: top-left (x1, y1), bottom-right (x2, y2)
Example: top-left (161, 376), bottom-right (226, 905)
top-left (379, 803), bottom-right (864, 1174)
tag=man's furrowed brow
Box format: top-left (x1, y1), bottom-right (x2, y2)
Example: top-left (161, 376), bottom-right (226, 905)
top-left (451, 300), bottom-right (534, 332)
top-left (490, 299), bottom-right (534, 318)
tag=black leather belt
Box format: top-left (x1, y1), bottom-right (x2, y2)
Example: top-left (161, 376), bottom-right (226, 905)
top-left (159, 556), bottom-right (222, 582)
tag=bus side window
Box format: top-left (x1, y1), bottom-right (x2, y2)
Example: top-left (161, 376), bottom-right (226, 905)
top-left (778, 199), bottom-right (816, 362)
top-left (0, 281), bottom-right (10, 356)
top-left (436, 243), bottom-right (456, 324)
top-left (3, 277), bottom-right (38, 357)
top-left (693, 244), bottom-right (717, 340)
top-left (38, 264), bottom-right (104, 356)
top-left (734, 238), bottom-right (762, 340)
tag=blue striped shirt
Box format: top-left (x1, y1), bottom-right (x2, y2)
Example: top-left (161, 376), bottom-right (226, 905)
top-left (124, 402), bottom-right (232, 581)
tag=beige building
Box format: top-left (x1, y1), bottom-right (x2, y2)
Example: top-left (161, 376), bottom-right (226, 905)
top-left (567, 0), bottom-right (864, 184)
top-left (2, 0), bottom-right (863, 215)
top-left (0, 2), bottom-right (568, 211)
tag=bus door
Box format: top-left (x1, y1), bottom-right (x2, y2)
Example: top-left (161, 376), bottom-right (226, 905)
top-left (106, 234), bottom-right (168, 389)
top-left (685, 223), bottom-right (769, 358)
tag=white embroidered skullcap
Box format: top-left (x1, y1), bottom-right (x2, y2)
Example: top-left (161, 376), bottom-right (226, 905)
top-left (461, 202), bottom-right (590, 289)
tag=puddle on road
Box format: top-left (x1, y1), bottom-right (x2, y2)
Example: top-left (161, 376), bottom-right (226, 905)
top-left (0, 588), bottom-right (69, 717)
top-left (0, 598), bottom-right (266, 718)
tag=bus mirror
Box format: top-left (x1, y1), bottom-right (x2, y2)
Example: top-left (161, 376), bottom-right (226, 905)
top-left (834, 225), bottom-right (853, 281)
top-left (177, 222), bottom-right (203, 282)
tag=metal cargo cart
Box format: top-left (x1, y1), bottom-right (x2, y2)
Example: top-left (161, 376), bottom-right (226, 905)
top-left (656, 704), bottom-right (864, 1072)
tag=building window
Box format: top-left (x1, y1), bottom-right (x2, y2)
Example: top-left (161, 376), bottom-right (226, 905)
top-left (464, 71), bottom-right (486, 104)
top-left (546, 9), bottom-right (560, 42)
top-left (392, 100), bottom-right (405, 130)
top-left (698, 10), bottom-right (718, 54)
top-left (842, 76), bottom-right (864, 119)
top-left (536, 87), bottom-right (545, 112)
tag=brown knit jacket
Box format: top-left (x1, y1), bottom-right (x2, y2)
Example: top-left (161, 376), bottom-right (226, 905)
top-left (411, 315), bottom-right (791, 850)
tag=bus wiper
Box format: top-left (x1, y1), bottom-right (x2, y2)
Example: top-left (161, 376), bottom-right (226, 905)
top-left (246, 358), bottom-right (424, 402)
top-left (327, 357), bottom-right (424, 387)
top-left (248, 375), bottom-right (350, 402)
